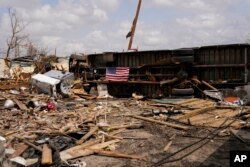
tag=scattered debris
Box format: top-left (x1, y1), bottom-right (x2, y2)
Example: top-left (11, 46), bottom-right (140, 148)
top-left (44, 70), bottom-right (74, 96)
top-left (0, 50), bottom-right (250, 167)
top-left (31, 73), bottom-right (60, 97)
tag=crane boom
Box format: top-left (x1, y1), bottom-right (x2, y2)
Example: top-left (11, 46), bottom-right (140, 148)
top-left (127, 0), bottom-right (142, 51)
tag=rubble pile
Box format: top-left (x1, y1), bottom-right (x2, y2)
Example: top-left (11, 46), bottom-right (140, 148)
top-left (0, 79), bottom-right (250, 167)
top-left (0, 55), bottom-right (250, 167)
top-left (0, 85), bottom-right (149, 166)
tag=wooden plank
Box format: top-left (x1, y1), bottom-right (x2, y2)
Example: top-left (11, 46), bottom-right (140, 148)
top-left (207, 118), bottom-right (234, 128)
top-left (60, 129), bottom-right (125, 157)
top-left (173, 107), bottom-right (213, 120)
top-left (91, 149), bottom-right (146, 160)
top-left (109, 123), bottom-right (143, 130)
top-left (188, 114), bottom-right (215, 125)
top-left (15, 136), bottom-right (42, 152)
top-left (76, 126), bottom-right (98, 145)
top-left (178, 106), bottom-right (216, 120)
top-left (230, 121), bottom-right (245, 129)
top-left (129, 115), bottom-right (188, 130)
top-left (194, 117), bottom-right (226, 127)
top-left (60, 139), bottom-right (120, 161)
top-left (212, 109), bottom-right (234, 115)
top-left (215, 110), bottom-right (240, 118)
top-left (190, 101), bottom-right (214, 109)
top-left (12, 98), bottom-right (28, 111)
top-left (186, 109), bottom-right (232, 125)
top-left (202, 80), bottom-right (218, 90)
top-left (10, 143), bottom-right (29, 158)
top-left (163, 141), bottom-right (173, 152)
top-left (41, 144), bottom-right (53, 165)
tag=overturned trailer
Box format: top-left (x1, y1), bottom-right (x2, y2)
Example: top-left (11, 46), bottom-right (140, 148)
top-left (69, 43), bottom-right (250, 97)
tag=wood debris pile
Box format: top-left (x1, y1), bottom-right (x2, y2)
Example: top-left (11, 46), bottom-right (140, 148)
top-left (0, 81), bottom-right (250, 167)
top-left (0, 88), bottom-right (147, 166)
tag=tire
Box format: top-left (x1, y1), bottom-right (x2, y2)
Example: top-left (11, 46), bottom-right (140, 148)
top-left (172, 88), bottom-right (194, 95)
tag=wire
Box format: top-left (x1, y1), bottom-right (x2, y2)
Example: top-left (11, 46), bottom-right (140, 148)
top-left (152, 118), bottom-right (236, 167)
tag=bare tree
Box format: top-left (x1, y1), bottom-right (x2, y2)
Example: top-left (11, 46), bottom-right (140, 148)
top-left (37, 46), bottom-right (49, 56)
top-left (6, 8), bottom-right (28, 58)
top-left (27, 42), bottom-right (38, 56)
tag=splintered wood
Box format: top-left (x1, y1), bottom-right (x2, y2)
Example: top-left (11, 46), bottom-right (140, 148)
top-left (169, 98), bottom-right (245, 129)
top-left (129, 115), bottom-right (188, 130)
top-left (0, 79), bottom-right (249, 167)
top-left (60, 139), bottom-right (121, 160)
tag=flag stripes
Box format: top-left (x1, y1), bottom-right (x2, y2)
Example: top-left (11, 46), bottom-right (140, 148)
top-left (106, 67), bottom-right (130, 81)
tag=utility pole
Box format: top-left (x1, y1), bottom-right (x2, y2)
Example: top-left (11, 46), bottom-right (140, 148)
top-left (127, 0), bottom-right (142, 51)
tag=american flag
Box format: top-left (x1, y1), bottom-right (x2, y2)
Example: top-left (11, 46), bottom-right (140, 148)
top-left (106, 67), bottom-right (130, 81)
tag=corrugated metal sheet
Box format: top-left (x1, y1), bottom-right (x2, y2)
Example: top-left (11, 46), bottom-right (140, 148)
top-left (72, 43), bottom-right (250, 97)
top-left (194, 44), bottom-right (249, 83)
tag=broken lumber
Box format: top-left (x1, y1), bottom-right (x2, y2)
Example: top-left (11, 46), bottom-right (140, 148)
top-left (41, 144), bottom-right (53, 165)
top-left (163, 140), bottom-right (172, 152)
top-left (15, 136), bottom-right (42, 152)
top-left (128, 115), bottom-right (188, 130)
top-left (76, 126), bottom-right (98, 145)
top-left (229, 129), bottom-right (247, 143)
top-left (108, 123), bottom-right (143, 130)
top-left (10, 143), bottom-right (29, 158)
top-left (72, 89), bottom-right (96, 100)
top-left (61, 128), bottom-right (125, 158)
top-left (243, 113), bottom-right (250, 119)
top-left (61, 139), bottom-right (101, 156)
top-left (178, 106), bottom-right (216, 120)
top-left (60, 139), bottom-right (120, 161)
top-left (92, 149), bottom-right (146, 161)
top-left (149, 103), bottom-right (194, 110)
top-left (12, 98), bottom-right (28, 111)
top-left (164, 134), bottom-right (175, 152)
top-left (202, 80), bottom-right (218, 91)
top-left (105, 134), bottom-right (123, 140)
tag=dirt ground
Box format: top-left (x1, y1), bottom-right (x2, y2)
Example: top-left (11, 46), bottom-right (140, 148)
top-left (1, 97), bottom-right (249, 167)
top-left (66, 99), bottom-right (250, 167)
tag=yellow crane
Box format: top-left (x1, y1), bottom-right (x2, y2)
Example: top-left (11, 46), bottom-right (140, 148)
top-left (126, 0), bottom-right (142, 51)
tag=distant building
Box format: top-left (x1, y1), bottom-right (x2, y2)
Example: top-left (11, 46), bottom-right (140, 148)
top-left (0, 54), bottom-right (69, 79)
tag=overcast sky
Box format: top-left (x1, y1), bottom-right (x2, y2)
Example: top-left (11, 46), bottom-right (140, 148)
top-left (1, 0), bottom-right (250, 57)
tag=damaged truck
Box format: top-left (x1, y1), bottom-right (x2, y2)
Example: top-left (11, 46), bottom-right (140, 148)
top-left (69, 43), bottom-right (250, 98)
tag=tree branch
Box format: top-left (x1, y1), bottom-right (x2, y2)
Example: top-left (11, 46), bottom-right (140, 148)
top-left (6, 7), bottom-right (29, 58)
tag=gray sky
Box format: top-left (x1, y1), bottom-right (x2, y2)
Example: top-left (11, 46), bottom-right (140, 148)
top-left (1, 0), bottom-right (250, 57)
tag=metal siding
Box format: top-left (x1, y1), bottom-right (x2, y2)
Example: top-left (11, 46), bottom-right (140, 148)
top-left (84, 44), bottom-right (250, 97)
top-left (215, 49), bottom-right (219, 64)
top-left (194, 45), bottom-right (249, 83)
